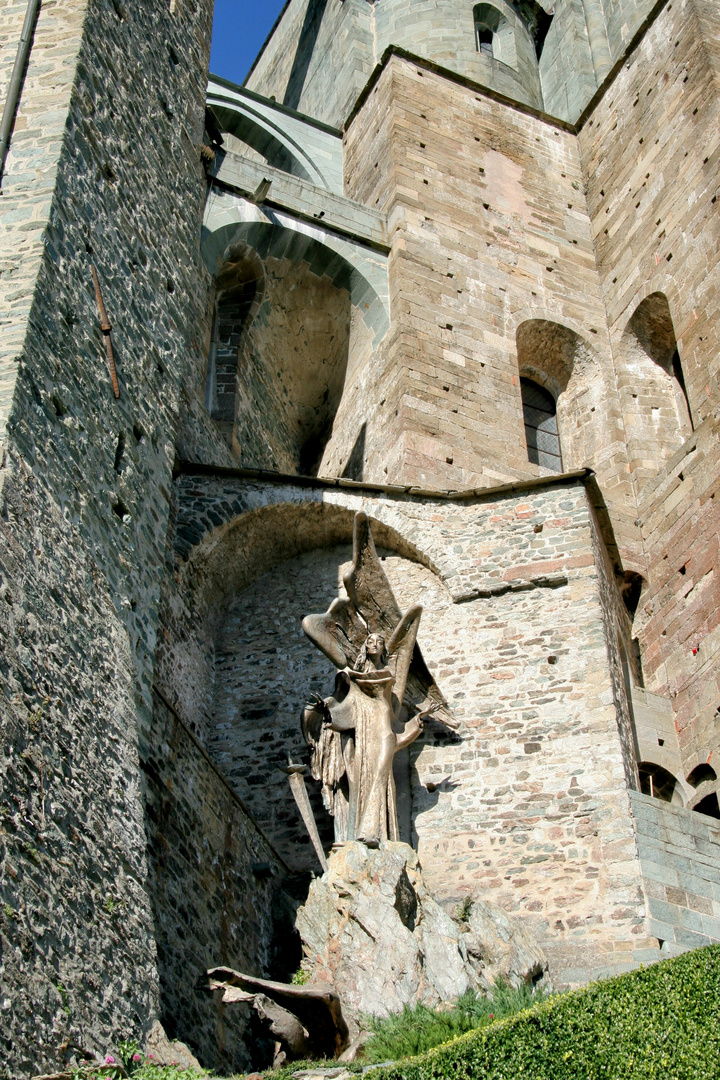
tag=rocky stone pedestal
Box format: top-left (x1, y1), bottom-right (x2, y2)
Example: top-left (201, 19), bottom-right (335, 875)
top-left (295, 841), bottom-right (549, 1033)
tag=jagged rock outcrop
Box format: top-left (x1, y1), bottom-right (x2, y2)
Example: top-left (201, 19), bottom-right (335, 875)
top-left (145, 1021), bottom-right (203, 1071)
top-left (295, 841), bottom-right (549, 1031)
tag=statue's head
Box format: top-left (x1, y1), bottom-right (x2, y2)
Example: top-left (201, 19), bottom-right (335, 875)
top-left (355, 632), bottom-right (387, 670)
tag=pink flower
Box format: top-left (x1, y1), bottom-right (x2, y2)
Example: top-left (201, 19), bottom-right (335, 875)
top-left (489, 1013), bottom-right (494, 1019)
top-left (133, 1054), bottom-right (142, 1061)
top-left (105, 1057), bottom-right (116, 1065)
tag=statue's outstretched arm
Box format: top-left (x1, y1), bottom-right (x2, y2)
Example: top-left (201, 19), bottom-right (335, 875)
top-left (395, 703), bottom-right (441, 751)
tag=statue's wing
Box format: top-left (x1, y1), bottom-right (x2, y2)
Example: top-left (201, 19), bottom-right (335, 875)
top-left (387, 603), bottom-right (457, 729)
top-left (343, 511), bottom-right (401, 635)
top-left (386, 604), bottom-right (422, 707)
top-left (303, 510), bottom-right (457, 729)
top-left (302, 597), bottom-right (366, 670)
top-left (406, 653), bottom-right (457, 728)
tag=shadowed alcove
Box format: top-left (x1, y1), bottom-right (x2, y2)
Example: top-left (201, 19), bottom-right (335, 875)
top-left (619, 292), bottom-right (693, 489)
top-left (205, 244), bottom-right (352, 474)
top-left (155, 501), bottom-right (455, 872)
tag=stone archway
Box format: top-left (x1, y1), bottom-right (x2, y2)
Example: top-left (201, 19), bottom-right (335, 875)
top-left (155, 498), bottom-right (453, 871)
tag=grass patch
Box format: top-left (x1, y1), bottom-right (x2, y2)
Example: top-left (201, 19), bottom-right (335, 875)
top-left (363, 980), bottom-right (545, 1063)
top-left (371, 945), bottom-right (720, 1080)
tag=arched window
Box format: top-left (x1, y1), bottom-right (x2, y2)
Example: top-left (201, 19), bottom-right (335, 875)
top-left (639, 762), bottom-right (677, 803)
top-left (521, 378), bottom-right (562, 471)
top-left (687, 763), bottom-right (717, 788)
top-left (693, 792), bottom-right (720, 819)
top-left (473, 4), bottom-right (517, 67)
top-left (207, 275), bottom-right (258, 425)
top-left (620, 293), bottom-right (693, 484)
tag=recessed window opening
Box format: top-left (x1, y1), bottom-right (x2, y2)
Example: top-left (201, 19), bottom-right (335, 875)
top-left (687, 763), bottom-right (717, 787)
top-left (639, 762), bottom-right (677, 802)
top-left (521, 377), bottom-right (562, 471)
top-left (622, 572), bottom-right (644, 617)
top-left (473, 4), bottom-right (516, 67)
top-left (477, 27), bottom-right (494, 55)
top-left (205, 250), bottom-right (263, 445)
top-left (694, 791), bottom-right (720, 819)
top-left (623, 293), bottom-right (694, 455)
top-left (209, 279), bottom-right (257, 424)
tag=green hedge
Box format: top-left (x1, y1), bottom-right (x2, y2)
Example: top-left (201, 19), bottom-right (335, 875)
top-left (372, 946), bottom-right (720, 1080)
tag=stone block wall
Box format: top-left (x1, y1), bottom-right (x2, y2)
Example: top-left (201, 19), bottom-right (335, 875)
top-left (632, 790), bottom-right (720, 951)
top-left (337, 53), bottom-right (642, 567)
top-left (539, 0), bottom-right (598, 120)
top-left (577, 0), bottom-right (720, 789)
top-left (245, 0), bottom-right (375, 129)
top-left (0, 0), bottom-right (87, 443)
top-left (634, 411), bottom-right (720, 777)
top-left (578, 0), bottom-right (720, 472)
top-left (372, 0), bottom-right (543, 109)
top-left (602, 0), bottom-right (668, 57)
top-left (244, 1), bottom-right (666, 128)
top-left (144, 692), bottom-right (288, 1074)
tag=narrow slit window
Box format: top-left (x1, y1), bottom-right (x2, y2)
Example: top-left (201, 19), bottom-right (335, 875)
top-left (521, 378), bottom-right (562, 471)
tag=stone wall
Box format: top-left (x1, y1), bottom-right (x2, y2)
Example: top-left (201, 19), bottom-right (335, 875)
top-left (578, 0), bottom-right (720, 443)
top-left (1, 0), bottom-right (718, 1068)
top-left (631, 790), bottom-right (720, 951)
top-left (577, 0), bottom-right (720, 792)
top-left (0, 459), bottom-right (156, 1074)
top-left (144, 692), bottom-right (288, 1074)
top-left (634, 412), bottom-right (720, 779)
top-left (337, 52), bottom-right (642, 568)
top-left (244, 1), bottom-right (674, 130)
top-left (0, 0), bottom-right (219, 1074)
top-left (157, 472), bottom-right (663, 985)
top-left (245, 0), bottom-right (374, 130)
top-left (372, 0), bottom-right (543, 109)
top-left (0, 0), bottom-right (87, 444)
top-left (539, 1), bottom-right (598, 120)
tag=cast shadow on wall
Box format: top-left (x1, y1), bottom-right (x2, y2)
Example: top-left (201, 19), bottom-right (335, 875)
top-left (204, 242), bottom-right (352, 475)
top-left (618, 291), bottom-right (693, 489)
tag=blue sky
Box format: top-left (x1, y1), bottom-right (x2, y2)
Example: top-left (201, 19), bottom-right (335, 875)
top-left (210, 0), bottom-right (288, 86)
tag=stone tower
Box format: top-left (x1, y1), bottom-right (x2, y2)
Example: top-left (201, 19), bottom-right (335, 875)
top-left (1, 0), bottom-right (719, 1075)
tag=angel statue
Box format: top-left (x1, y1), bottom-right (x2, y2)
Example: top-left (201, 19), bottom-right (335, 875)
top-left (301, 512), bottom-right (456, 848)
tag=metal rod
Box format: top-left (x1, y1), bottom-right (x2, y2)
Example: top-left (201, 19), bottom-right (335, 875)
top-left (91, 265), bottom-right (120, 399)
top-left (283, 761), bottom-right (329, 873)
top-left (0, 0), bottom-right (41, 189)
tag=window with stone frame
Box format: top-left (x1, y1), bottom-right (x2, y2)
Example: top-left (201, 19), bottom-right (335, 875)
top-left (473, 4), bottom-right (516, 65)
top-left (521, 377), bottom-right (562, 471)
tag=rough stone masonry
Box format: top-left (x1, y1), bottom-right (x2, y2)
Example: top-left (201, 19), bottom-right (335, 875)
top-left (0, 0), bottom-right (719, 1076)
